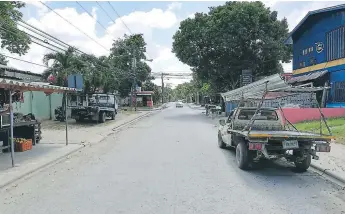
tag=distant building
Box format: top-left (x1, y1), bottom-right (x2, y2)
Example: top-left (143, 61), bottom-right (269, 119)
top-left (0, 64), bottom-right (43, 82)
top-left (285, 4), bottom-right (345, 107)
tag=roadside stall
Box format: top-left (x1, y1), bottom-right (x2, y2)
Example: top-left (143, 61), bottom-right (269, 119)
top-left (0, 78), bottom-right (79, 167)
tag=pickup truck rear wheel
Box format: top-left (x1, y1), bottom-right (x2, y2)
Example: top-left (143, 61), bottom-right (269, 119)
top-left (294, 154), bottom-right (311, 172)
top-left (111, 111), bottom-right (116, 120)
top-left (99, 112), bottom-right (106, 123)
top-left (236, 141), bottom-right (250, 170)
top-left (218, 132), bottom-right (226, 149)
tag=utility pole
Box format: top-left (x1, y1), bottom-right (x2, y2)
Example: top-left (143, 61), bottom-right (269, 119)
top-left (131, 49), bottom-right (137, 111)
top-left (161, 73), bottom-right (164, 104)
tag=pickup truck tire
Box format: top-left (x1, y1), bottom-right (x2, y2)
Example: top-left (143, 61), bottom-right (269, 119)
top-left (99, 112), bottom-right (106, 123)
top-left (111, 112), bottom-right (116, 120)
top-left (218, 132), bottom-right (226, 149)
top-left (236, 141), bottom-right (250, 170)
top-left (294, 154), bottom-right (311, 172)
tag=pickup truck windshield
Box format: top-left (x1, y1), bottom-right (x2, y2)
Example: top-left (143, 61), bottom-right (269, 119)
top-left (238, 109), bottom-right (278, 121)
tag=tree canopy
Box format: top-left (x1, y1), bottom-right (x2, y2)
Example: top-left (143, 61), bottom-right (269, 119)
top-left (42, 33), bottom-right (152, 97)
top-left (0, 54), bottom-right (8, 65)
top-left (172, 1), bottom-right (291, 92)
top-left (0, 1), bottom-right (31, 55)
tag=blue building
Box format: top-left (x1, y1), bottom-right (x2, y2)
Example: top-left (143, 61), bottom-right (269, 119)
top-left (285, 4), bottom-right (345, 107)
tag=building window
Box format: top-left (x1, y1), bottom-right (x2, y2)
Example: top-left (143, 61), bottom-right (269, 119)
top-left (327, 25), bottom-right (345, 61)
top-left (333, 81), bottom-right (345, 102)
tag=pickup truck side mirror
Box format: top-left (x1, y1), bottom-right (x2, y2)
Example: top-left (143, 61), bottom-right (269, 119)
top-left (219, 119), bottom-right (226, 126)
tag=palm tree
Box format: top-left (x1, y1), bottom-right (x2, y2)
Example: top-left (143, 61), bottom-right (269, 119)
top-left (42, 47), bottom-right (85, 121)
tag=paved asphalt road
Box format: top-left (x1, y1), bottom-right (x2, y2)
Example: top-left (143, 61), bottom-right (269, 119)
top-left (1, 103), bottom-right (345, 214)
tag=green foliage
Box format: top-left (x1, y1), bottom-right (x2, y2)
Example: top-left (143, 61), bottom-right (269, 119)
top-left (42, 47), bottom-right (85, 87)
top-left (0, 54), bottom-right (8, 65)
top-left (109, 34), bottom-right (151, 97)
top-left (0, 2), bottom-right (31, 55)
top-left (172, 1), bottom-right (291, 92)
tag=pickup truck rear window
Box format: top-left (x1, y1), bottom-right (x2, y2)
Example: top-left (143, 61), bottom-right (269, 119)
top-left (237, 109), bottom-right (278, 121)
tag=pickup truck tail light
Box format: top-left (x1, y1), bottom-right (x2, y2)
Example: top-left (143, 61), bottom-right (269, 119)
top-left (249, 143), bottom-right (262, 151)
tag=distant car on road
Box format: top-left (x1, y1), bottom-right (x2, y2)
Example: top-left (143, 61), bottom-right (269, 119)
top-left (176, 102), bottom-right (183, 108)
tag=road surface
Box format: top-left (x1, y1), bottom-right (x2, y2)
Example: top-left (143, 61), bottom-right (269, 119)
top-left (1, 103), bottom-right (344, 214)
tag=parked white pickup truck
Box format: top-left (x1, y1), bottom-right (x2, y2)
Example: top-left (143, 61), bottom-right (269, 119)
top-left (218, 107), bottom-right (334, 172)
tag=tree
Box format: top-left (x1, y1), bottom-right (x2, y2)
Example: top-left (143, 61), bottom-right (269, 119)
top-left (42, 47), bottom-right (86, 118)
top-left (0, 54), bottom-right (8, 65)
top-left (0, 2), bottom-right (31, 55)
top-left (43, 47), bottom-right (85, 86)
top-left (109, 34), bottom-right (151, 97)
top-left (172, 1), bottom-right (291, 92)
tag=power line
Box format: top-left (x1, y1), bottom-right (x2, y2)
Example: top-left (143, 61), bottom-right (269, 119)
top-left (0, 23), bottom-right (65, 53)
top-left (107, 1), bottom-right (133, 34)
top-left (39, 1), bottom-right (109, 52)
top-left (104, 1), bottom-right (153, 60)
top-left (18, 20), bottom-right (77, 53)
top-left (0, 54), bottom-right (49, 68)
top-left (96, 1), bottom-right (118, 26)
top-left (76, 1), bottom-right (108, 32)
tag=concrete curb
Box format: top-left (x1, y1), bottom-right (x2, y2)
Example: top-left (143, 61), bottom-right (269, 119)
top-left (0, 145), bottom-right (84, 189)
top-left (310, 163), bottom-right (345, 186)
top-left (0, 109), bottom-right (162, 189)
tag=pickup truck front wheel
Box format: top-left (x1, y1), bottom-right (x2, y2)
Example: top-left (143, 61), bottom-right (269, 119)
top-left (218, 132), bottom-right (226, 149)
top-left (294, 154), bottom-right (311, 172)
top-left (236, 141), bottom-right (250, 170)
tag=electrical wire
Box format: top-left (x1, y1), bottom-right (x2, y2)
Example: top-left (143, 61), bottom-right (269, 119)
top-left (39, 1), bottom-right (109, 52)
top-left (18, 20), bottom-right (75, 52)
top-left (106, 1), bottom-right (132, 34)
top-left (76, 1), bottom-right (108, 32)
top-left (105, 1), bottom-right (152, 60)
top-left (0, 22), bottom-right (66, 53)
top-left (0, 25), bottom-right (65, 53)
top-left (96, 1), bottom-right (117, 27)
top-left (0, 54), bottom-right (49, 68)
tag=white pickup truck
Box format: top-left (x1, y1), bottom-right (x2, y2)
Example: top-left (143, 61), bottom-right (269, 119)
top-left (218, 107), bottom-right (334, 172)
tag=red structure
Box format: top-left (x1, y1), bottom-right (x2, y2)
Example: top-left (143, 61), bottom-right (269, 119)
top-left (136, 91), bottom-right (154, 107)
top-left (279, 108), bottom-right (345, 124)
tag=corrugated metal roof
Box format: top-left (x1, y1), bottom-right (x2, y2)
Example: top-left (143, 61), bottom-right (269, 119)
top-left (221, 73), bottom-right (326, 101)
top-left (0, 78), bottom-right (80, 92)
top-left (287, 70), bottom-right (328, 84)
top-left (285, 4), bottom-right (345, 44)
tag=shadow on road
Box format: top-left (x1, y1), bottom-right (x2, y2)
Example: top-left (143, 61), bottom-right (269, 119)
top-left (220, 147), bottom-right (318, 177)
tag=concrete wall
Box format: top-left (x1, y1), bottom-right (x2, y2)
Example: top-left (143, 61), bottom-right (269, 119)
top-left (280, 108), bottom-right (345, 124)
top-left (13, 91), bottom-right (63, 120)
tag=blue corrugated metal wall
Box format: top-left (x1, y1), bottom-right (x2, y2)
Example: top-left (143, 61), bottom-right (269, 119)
top-left (293, 11), bottom-right (345, 70)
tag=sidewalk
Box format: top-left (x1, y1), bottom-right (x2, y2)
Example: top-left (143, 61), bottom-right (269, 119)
top-left (0, 110), bottom-right (153, 188)
top-left (311, 143), bottom-right (345, 183)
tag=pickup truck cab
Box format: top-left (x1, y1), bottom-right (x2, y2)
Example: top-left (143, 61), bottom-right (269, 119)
top-left (218, 107), bottom-right (334, 172)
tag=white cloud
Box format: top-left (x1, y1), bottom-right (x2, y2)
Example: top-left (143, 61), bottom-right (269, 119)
top-left (5, 4), bottom-right (185, 78)
top-left (168, 2), bottom-right (182, 11)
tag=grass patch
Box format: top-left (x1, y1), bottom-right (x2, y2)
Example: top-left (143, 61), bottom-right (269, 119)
top-left (295, 117), bottom-right (345, 143)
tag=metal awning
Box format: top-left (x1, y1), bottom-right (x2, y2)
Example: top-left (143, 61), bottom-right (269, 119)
top-left (0, 78), bottom-right (80, 93)
top-left (0, 78), bottom-right (80, 168)
top-left (287, 70), bottom-right (328, 84)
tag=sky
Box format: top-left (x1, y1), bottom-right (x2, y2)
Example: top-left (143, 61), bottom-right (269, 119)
top-left (2, 0), bottom-right (345, 87)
